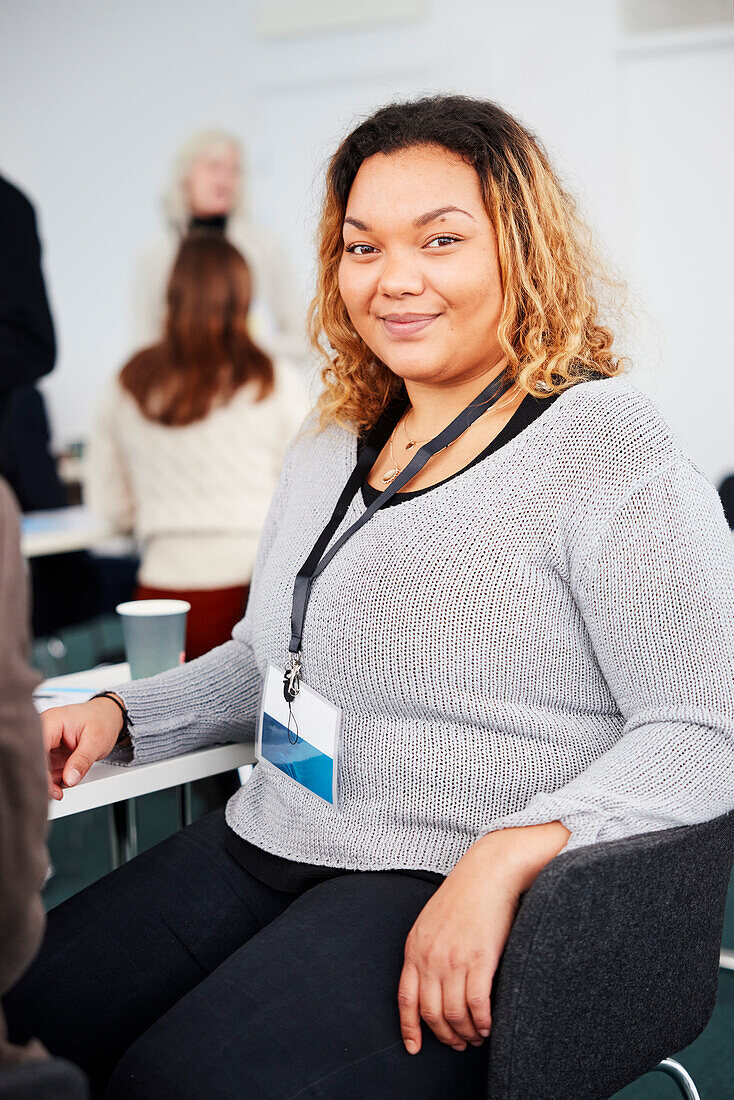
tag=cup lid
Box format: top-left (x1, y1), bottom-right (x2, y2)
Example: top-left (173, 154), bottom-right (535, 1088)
top-left (116, 599), bottom-right (191, 616)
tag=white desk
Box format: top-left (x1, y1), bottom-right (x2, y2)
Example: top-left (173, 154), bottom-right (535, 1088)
top-left (48, 741), bottom-right (256, 820)
top-left (39, 664), bottom-right (255, 861)
top-left (21, 505), bottom-right (116, 558)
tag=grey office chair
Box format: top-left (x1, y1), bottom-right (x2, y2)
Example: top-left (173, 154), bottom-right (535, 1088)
top-left (486, 810), bottom-right (734, 1099)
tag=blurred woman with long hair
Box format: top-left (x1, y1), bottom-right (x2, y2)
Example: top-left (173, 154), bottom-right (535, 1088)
top-left (87, 232), bottom-right (308, 660)
top-left (132, 129), bottom-right (304, 361)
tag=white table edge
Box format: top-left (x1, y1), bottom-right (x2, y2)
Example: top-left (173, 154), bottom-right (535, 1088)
top-left (49, 742), bottom-right (256, 819)
top-left (21, 507), bottom-right (117, 559)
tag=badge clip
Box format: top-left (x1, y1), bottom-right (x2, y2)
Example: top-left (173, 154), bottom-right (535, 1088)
top-left (283, 651), bottom-right (302, 704)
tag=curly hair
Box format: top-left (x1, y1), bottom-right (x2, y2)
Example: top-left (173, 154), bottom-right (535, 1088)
top-left (310, 95), bottom-right (626, 434)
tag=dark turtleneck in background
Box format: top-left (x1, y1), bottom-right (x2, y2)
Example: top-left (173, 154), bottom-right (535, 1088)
top-left (188, 214), bottom-right (228, 234)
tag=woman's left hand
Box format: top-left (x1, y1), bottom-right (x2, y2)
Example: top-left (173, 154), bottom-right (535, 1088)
top-left (398, 822), bottom-right (570, 1054)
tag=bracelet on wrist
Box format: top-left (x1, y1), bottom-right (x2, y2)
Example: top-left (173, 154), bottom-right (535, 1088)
top-left (92, 691), bottom-right (133, 746)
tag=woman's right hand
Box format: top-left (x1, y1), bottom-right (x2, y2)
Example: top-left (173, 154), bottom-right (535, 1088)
top-left (41, 696), bottom-right (125, 801)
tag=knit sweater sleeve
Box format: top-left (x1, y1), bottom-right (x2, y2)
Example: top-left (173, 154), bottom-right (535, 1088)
top-left (108, 444), bottom-right (294, 765)
top-left (481, 457), bottom-right (734, 853)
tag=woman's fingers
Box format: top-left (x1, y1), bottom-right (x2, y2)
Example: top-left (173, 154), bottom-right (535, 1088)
top-left (41, 701), bottom-right (122, 792)
top-left (419, 976), bottom-right (467, 1051)
top-left (62, 727), bottom-right (106, 787)
top-left (40, 707), bottom-right (68, 755)
top-left (465, 964), bottom-right (493, 1038)
top-left (442, 971), bottom-right (483, 1045)
top-left (399, 948), bottom-right (494, 1055)
top-left (397, 959), bottom-right (422, 1054)
top-left (41, 710), bottom-right (70, 799)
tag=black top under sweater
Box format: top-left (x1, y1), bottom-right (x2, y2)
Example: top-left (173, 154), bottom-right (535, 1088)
top-left (227, 392), bottom-right (556, 892)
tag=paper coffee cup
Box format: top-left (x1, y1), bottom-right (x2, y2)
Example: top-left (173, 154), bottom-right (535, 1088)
top-left (116, 600), bottom-right (191, 680)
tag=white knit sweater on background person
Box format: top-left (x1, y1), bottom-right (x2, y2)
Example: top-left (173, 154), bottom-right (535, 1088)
top-left (112, 378), bottom-right (734, 870)
top-left (85, 359), bottom-right (310, 589)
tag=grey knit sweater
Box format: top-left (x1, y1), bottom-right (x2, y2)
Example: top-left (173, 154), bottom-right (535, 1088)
top-left (114, 378), bottom-right (734, 873)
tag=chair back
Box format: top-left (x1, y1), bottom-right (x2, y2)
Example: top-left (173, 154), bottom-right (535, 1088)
top-left (487, 811), bottom-right (734, 1100)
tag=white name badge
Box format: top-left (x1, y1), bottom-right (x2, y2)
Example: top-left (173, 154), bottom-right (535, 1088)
top-left (256, 663), bottom-right (342, 808)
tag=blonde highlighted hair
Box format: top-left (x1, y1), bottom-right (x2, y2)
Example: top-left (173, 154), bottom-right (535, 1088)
top-left (310, 95), bottom-right (625, 433)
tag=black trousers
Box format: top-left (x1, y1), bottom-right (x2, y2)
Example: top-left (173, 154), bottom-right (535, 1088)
top-left (4, 812), bottom-right (488, 1099)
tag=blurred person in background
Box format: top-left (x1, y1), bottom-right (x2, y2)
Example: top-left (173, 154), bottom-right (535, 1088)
top-left (0, 173), bottom-right (55, 397)
top-left (0, 172), bottom-right (63, 519)
top-left (87, 232), bottom-right (308, 662)
top-left (0, 173), bottom-right (109, 637)
top-left (132, 128), bottom-right (304, 361)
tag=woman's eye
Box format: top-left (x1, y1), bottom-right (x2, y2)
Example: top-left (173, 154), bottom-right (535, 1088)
top-left (425, 235), bottom-right (462, 248)
top-left (345, 243), bottom-right (377, 256)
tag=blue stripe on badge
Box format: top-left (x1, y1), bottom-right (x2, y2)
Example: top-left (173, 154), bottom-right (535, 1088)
top-left (261, 712), bottom-right (335, 805)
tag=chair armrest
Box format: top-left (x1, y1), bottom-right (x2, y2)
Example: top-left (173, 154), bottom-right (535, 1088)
top-left (487, 811), bottom-right (734, 1100)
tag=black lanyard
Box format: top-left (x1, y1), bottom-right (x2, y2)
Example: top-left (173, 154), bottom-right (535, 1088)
top-left (284, 366), bottom-right (513, 700)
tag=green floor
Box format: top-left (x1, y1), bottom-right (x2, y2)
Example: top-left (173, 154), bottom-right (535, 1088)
top-left (611, 970), bottom-right (734, 1100)
top-left (44, 800), bottom-right (734, 1098)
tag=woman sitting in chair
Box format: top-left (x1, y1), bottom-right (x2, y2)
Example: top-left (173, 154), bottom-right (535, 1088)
top-left (6, 95), bottom-right (734, 1099)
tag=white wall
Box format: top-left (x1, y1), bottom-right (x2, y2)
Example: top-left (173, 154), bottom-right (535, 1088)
top-left (617, 32), bottom-right (734, 482)
top-left (0, 0), bottom-right (257, 441)
top-left (1, 0), bottom-right (732, 481)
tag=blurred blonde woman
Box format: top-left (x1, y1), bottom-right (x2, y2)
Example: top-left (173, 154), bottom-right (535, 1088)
top-left (132, 128), bottom-right (304, 360)
top-left (89, 233), bottom-right (308, 660)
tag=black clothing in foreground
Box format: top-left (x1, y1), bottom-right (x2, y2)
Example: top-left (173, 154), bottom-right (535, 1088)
top-left (3, 811), bottom-right (488, 1099)
top-left (0, 175), bottom-right (56, 390)
top-left (226, 828), bottom-right (444, 892)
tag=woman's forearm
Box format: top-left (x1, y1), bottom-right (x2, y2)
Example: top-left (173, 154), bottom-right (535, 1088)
top-left (471, 821), bottom-right (571, 893)
top-left (112, 637), bottom-right (261, 765)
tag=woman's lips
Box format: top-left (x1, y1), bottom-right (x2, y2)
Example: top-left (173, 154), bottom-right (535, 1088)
top-left (380, 314), bottom-right (439, 338)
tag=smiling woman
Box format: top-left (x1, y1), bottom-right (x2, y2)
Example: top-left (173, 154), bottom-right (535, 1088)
top-left (311, 96), bottom-right (623, 436)
top-left (340, 151), bottom-right (504, 383)
top-left (336, 143), bottom-right (517, 490)
top-left (4, 95), bottom-right (733, 1100)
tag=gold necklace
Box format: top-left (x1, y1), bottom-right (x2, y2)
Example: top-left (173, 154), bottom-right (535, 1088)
top-left (381, 426), bottom-right (404, 485)
top-left (382, 384), bottom-right (520, 487)
top-left (402, 412), bottom-right (429, 452)
top-left (382, 412), bottom-right (457, 486)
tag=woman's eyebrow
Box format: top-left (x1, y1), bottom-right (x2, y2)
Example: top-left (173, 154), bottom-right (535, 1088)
top-left (413, 206), bottom-right (475, 227)
top-left (343, 216), bottom-right (371, 231)
top-left (343, 206), bottom-right (475, 234)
